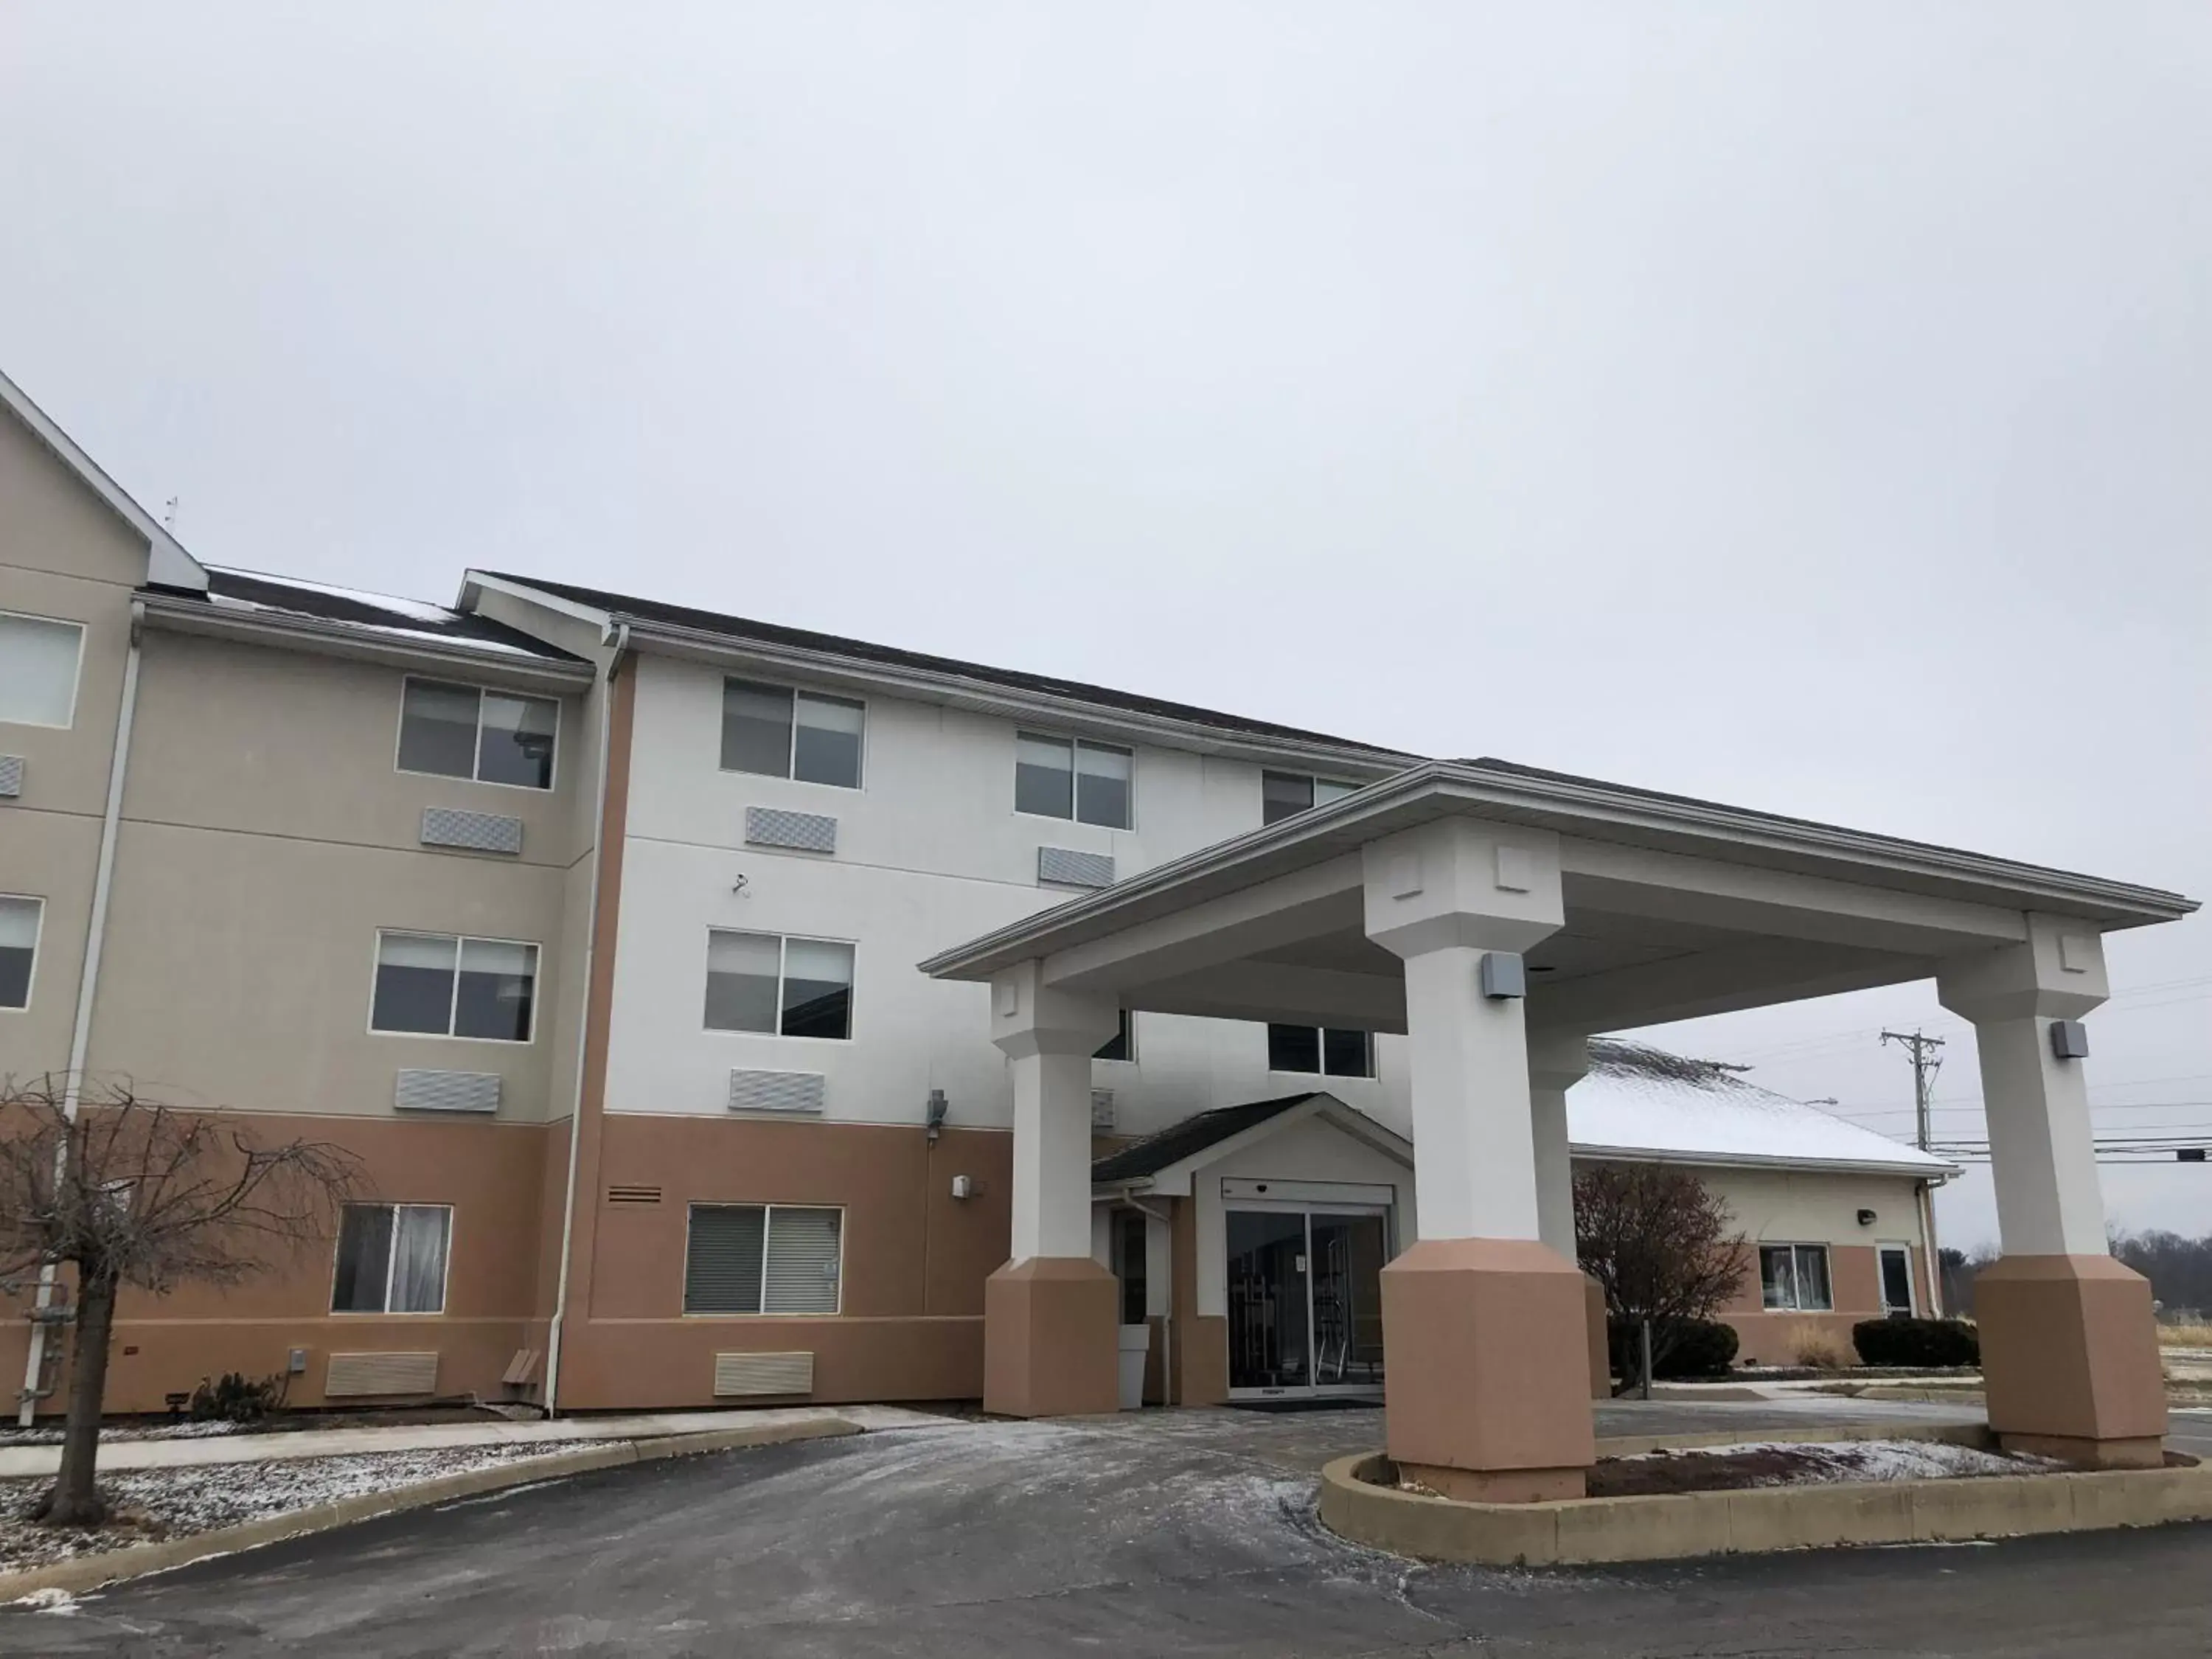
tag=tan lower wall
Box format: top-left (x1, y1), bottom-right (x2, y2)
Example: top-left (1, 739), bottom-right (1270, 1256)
top-left (1718, 1245), bottom-right (1924, 1366)
top-left (3, 1113), bottom-right (557, 1417)
top-left (554, 1114), bottom-right (1015, 1409)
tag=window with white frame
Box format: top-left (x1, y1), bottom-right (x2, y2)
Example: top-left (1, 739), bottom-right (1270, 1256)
top-left (397, 678), bottom-right (559, 790)
top-left (1095, 1008), bottom-right (1135, 1063)
top-left (371, 931), bottom-right (539, 1042)
top-left (1759, 1243), bottom-right (1834, 1312)
top-left (703, 929), bottom-right (855, 1040)
top-left (720, 678), bottom-right (865, 789)
top-left (0, 613), bottom-right (86, 728)
top-left (684, 1203), bottom-right (844, 1314)
top-left (1015, 732), bottom-right (1131, 829)
top-left (0, 897), bottom-right (43, 1010)
top-left (1267, 1023), bottom-right (1374, 1078)
top-left (331, 1203), bottom-right (452, 1313)
top-left (1261, 770), bottom-right (1357, 826)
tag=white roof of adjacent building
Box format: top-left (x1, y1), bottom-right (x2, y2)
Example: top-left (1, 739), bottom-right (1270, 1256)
top-left (1570, 1040), bottom-right (1956, 1178)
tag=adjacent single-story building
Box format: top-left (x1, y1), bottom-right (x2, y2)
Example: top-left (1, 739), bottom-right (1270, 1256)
top-left (1088, 1039), bottom-right (1955, 1405)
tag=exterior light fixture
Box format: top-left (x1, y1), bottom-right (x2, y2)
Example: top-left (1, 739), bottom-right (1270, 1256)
top-left (1478, 951), bottom-right (1526, 1000)
top-left (2050, 1020), bottom-right (2090, 1060)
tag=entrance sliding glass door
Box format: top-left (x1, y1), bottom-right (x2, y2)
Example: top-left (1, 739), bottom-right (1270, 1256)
top-left (1226, 1205), bottom-right (1388, 1398)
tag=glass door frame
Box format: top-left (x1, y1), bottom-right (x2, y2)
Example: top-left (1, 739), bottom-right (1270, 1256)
top-left (1224, 1197), bottom-right (1392, 1402)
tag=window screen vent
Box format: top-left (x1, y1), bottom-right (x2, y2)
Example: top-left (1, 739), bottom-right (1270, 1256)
top-left (1038, 846), bottom-right (1115, 889)
top-left (0, 757), bottom-right (21, 799)
top-left (420, 807), bottom-right (524, 855)
top-left (1091, 1088), bottom-right (1116, 1132)
top-left (713, 1351), bottom-right (815, 1398)
top-left (745, 807), bottom-right (838, 855)
top-left (394, 1069), bottom-right (502, 1114)
top-left (325, 1351), bottom-right (439, 1397)
top-left (606, 1183), bottom-right (662, 1206)
top-left (728, 1069), bottom-right (827, 1116)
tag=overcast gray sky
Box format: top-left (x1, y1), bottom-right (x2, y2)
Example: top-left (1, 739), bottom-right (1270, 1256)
top-left (4, 4), bottom-right (2206, 1250)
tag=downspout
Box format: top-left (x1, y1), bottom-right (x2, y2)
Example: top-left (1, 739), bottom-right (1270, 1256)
top-left (1917, 1178), bottom-right (1944, 1318)
top-left (17, 605), bottom-right (143, 1426)
top-left (1125, 1194), bottom-right (1172, 1407)
top-left (542, 622), bottom-right (627, 1416)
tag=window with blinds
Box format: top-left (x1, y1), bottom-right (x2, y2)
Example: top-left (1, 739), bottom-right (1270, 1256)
top-left (684, 1203), bottom-right (843, 1315)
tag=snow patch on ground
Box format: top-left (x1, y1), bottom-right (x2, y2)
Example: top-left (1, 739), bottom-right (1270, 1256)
top-left (1621, 1439), bottom-right (2058, 1484)
top-left (0, 1445), bottom-right (561, 1573)
top-left (0, 1420), bottom-right (243, 1449)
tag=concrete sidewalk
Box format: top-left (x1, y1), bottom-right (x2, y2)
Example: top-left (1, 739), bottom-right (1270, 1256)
top-left (0, 1403), bottom-right (950, 1478)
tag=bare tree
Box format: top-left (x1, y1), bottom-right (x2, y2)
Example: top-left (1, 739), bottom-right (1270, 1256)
top-left (1574, 1164), bottom-right (1750, 1396)
top-left (0, 1076), bottom-right (361, 1526)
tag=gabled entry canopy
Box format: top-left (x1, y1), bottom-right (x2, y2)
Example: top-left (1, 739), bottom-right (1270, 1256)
top-left (921, 759), bottom-right (2194, 1037)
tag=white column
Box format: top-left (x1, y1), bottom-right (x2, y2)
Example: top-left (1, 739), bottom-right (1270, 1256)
top-left (991, 961), bottom-right (1119, 1264)
top-left (1936, 917), bottom-right (2111, 1257)
top-left (1363, 819), bottom-right (1565, 1244)
top-left (1527, 1034), bottom-right (1591, 1262)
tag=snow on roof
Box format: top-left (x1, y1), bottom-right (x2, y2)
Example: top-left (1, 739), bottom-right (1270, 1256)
top-left (192, 568), bottom-right (583, 664)
top-left (1569, 1040), bottom-right (1955, 1178)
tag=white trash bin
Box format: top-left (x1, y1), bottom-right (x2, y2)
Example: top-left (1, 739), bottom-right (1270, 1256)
top-left (1116, 1324), bottom-right (1151, 1411)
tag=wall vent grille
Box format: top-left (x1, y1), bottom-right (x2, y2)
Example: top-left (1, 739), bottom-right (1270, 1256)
top-left (606, 1183), bottom-right (663, 1206)
top-left (728, 1069), bottom-right (827, 1116)
top-left (394, 1069), bottom-right (502, 1114)
top-left (745, 807), bottom-right (838, 855)
top-left (1038, 846), bottom-right (1115, 889)
top-left (325, 1352), bottom-right (439, 1397)
top-left (0, 757), bottom-right (21, 799)
top-left (713, 1351), bottom-right (814, 1398)
top-left (1091, 1089), bottom-right (1116, 1132)
top-left (420, 807), bottom-right (524, 855)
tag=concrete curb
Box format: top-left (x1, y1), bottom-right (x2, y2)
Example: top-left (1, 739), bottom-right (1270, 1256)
top-left (0, 1416), bottom-right (862, 1604)
top-left (1318, 1449), bottom-right (2212, 1567)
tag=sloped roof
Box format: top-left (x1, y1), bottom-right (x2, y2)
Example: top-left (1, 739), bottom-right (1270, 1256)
top-left (195, 568), bottom-right (586, 661)
top-left (475, 571), bottom-right (1409, 757)
top-left (1572, 1040), bottom-right (1955, 1177)
top-left (1091, 1093), bottom-right (1323, 1185)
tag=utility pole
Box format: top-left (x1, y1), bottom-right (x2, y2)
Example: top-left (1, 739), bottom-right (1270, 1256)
top-left (1882, 1028), bottom-right (1948, 1320)
top-left (1880, 1029), bottom-right (1945, 1151)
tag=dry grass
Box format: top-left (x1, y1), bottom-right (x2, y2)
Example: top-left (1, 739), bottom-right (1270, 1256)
top-left (1786, 1322), bottom-right (1853, 1370)
top-left (2157, 1321), bottom-right (2212, 1349)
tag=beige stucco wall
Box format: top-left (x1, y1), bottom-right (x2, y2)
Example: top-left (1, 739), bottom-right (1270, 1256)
top-left (0, 399), bottom-right (153, 1085)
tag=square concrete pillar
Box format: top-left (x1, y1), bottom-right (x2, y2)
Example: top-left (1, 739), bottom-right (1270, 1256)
top-left (1366, 821), bottom-right (1596, 1498)
top-left (984, 961), bottom-right (1121, 1418)
top-left (1938, 920), bottom-right (2167, 1466)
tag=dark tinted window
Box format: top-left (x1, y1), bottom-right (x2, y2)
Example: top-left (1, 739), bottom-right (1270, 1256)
top-left (331, 1204), bottom-right (395, 1312)
top-left (1267, 1023), bottom-right (1321, 1073)
top-left (721, 680), bottom-right (795, 776)
top-left (397, 681), bottom-right (481, 779)
top-left (1262, 771), bottom-right (1315, 824)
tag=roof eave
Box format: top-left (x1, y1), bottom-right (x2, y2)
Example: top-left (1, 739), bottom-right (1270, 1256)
top-left (1571, 1142), bottom-right (1960, 1181)
top-left (919, 762), bottom-right (2197, 979)
top-left (137, 590), bottom-right (596, 690)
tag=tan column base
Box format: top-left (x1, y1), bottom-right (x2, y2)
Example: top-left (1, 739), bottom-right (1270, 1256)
top-left (1401, 1463), bottom-right (1587, 1504)
top-left (983, 1256), bottom-right (1119, 1418)
top-left (1978, 1253), bottom-right (2166, 1467)
top-left (1380, 1238), bottom-right (1596, 1503)
top-left (1584, 1274), bottom-right (1610, 1400)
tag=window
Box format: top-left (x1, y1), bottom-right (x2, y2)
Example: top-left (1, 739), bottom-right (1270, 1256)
top-left (1267, 1023), bottom-right (1374, 1078)
top-left (721, 678), bottom-right (865, 789)
top-left (0, 897), bottom-right (41, 1011)
top-left (0, 613), bottom-right (85, 728)
top-left (1112, 1209), bottom-right (1147, 1326)
top-left (397, 678), bottom-right (559, 790)
top-left (1015, 732), bottom-right (1132, 829)
top-left (704, 930), bottom-right (855, 1040)
top-left (1095, 1008), bottom-right (1135, 1063)
top-left (1879, 1245), bottom-right (1916, 1317)
top-left (371, 932), bottom-right (539, 1042)
top-left (1759, 1244), bottom-right (1834, 1312)
top-left (684, 1203), bottom-right (843, 1314)
top-left (331, 1203), bottom-right (451, 1313)
top-left (1261, 771), bottom-right (1357, 826)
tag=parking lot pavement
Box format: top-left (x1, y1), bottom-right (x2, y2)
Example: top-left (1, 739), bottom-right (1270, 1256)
top-left (6, 1403), bottom-right (2208, 1658)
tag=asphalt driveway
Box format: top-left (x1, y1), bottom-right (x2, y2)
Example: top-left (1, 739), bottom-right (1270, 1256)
top-left (8, 1402), bottom-right (2212, 1657)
